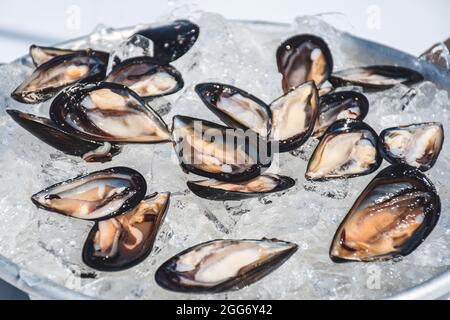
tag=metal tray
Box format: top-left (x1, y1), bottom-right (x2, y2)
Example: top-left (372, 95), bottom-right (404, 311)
top-left (1, 19), bottom-right (450, 300)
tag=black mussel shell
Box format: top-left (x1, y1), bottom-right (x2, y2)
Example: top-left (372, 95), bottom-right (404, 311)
top-left (195, 83), bottom-right (272, 137)
top-left (313, 91), bottom-right (369, 137)
top-left (276, 34), bottom-right (333, 93)
top-left (82, 192), bottom-right (170, 271)
top-left (329, 65), bottom-right (424, 91)
top-left (6, 109), bottom-right (121, 162)
top-left (106, 56), bottom-right (184, 100)
top-left (330, 164), bottom-right (441, 262)
top-left (379, 122), bottom-right (444, 171)
top-left (49, 82), bottom-right (171, 144)
top-left (31, 167), bottom-right (147, 221)
top-left (29, 45), bottom-right (109, 68)
top-left (155, 239), bottom-right (298, 293)
top-left (12, 50), bottom-right (109, 104)
top-left (135, 20), bottom-right (200, 63)
top-left (269, 81), bottom-right (319, 152)
top-left (187, 174), bottom-right (295, 201)
top-left (306, 119), bottom-right (382, 181)
top-left (171, 115), bottom-right (272, 182)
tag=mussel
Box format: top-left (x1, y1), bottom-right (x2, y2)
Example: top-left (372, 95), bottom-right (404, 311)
top-left (306, 119), bottom-right (382, 180)
top-left (269, 81), bottom-right (319, 152)
top-left (135, 20), bottom-right (200, 63)
top-left (49, 82), bottom-right (171, 143)
top-left (106, 56), bottom-right (184, 100)
top-left (330, 165), bottom-right (441, 262)
top-left (6, 109), bottom-right (121, 163)
top-left (31, 167), bottom-right (147, 221)
top-left (195, 83), bottom-right (271, 136)
top-left (30, 45), bottom-right (79, 67)
top-left (171, 115), bottom-right (271, 182)
top-left (329, 66), bottom-right (424, 91)
top-left (187, 174), bottom-right (295, 201)
top-left (12, 50), bottom-right (109, 104)
top-left (379, 122), bottom-right (444, 171)
top-left (155, 238), bottom-right (298, 293)
top-left (82, 192), bottom-right (170, 271)
top-left (313, 91), bottom-right (369, 137)
top-left (276, 34), bottom-right (333, 92)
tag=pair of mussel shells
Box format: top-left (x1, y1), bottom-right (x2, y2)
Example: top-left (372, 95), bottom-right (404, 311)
top-left (31, 167), bottom-right (297, 291)
top-left (31, 166), bottom-right (171, 271)
top-left (276, 34), bottom-right (424, 94)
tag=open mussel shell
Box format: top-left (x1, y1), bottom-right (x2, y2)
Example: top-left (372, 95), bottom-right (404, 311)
top-left (379, 122), bottom-right (444, 171)
top-left (329, 65), bottom-right (424, 91)
top-left (171, 115), bottom-right (272, 182)
top-left (135, 20), bottom-right (200, 63)
top-left (12, 50), bottom-right (109, 104)
top-left (30, 45), bottom-right (78, 67)
top-left (155, 238), bottom-right (298, 293)
top-left (330, 164), bottom-right (441, 262)
top-left (269, 81), bottom-right (319, 152)
top-left (82, 192), bottom-right (170, 271)
top-left (49, 82), bottom-right (171, 143)
top-left (106, 56), bottom-right (184, 100)
top-left (313, 91), bottom-right (369, 137)
top-left (276, 34), bottom-right (333, 93)
top-left (306, 119), bottom-right (382, 181)
top-left (195, 83), bottom-right (272, 137)
top-left (6, 109), bottom-right (121, 163)
top-left (31, 167), bottom-right (147, 221)
top-left (187, 174), bottom-right (295, 201)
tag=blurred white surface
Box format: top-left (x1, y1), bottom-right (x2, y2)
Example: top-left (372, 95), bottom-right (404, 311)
top-left (0, 0), bottom-right (449, 62)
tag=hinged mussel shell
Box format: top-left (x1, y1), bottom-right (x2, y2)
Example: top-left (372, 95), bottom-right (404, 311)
top-left (6, 109), bottom-right (121, 163)
top-left (155, 238), bottom-right (298, 293)
top-left (106, 56), bottom-right (184, 100)
top-left (329, 65), bottom-right (424, 91)
top-left (276, 34), bottom-right (333, 92)
top-left (269, 81), bottom-right (319, 152)
top-left (306, 119), bottom-right (382, 181)
top-left (31, 167), bottom-right (147, 221)
top-left (195, 83), bottom-right (272, 136)
top-left (30, 45), bottom-right (78, 67)
top-left (49, 82), bottom-right (171, 143)
top-left (82, 192), bottom-right (170, 271)
top-left (12, 50), bottom-right (109, 104)
top-left (187, 174), bottom-right (295, 201)
top-left (330, 165), bottom-right (441, 262)
top-left (135, 20), bottom-right (200, 63)
top-left (313, 91), bottom-right (369, 137)
top-left (379, 122), bottom-right (444, 171)
top-left (171, 115), bottom-right (272, 182)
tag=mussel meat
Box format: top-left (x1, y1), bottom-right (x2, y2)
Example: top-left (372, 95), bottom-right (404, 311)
top-left (187, 174), bottom-right (295, 201)
top-left (49, 82), bottom-right (171, 143)
top-left (31, 167), bottom-right (147, 221)
top-left (269, 81), bottom-right (319, 152)
top-left (82, 192), bottom-right (170, 271)
top-left (329, 66), bottom-right (424, 91)
top-left (12, 50), bottom-right (109, 104)
top-left (171, 115), bottom-right (271, 182)
top-left (135, 20), bottom-right (200, 63)
top-left (313, 91), bottom-right (369, 137)
top-left (330, 165), bottom-right (441, 262)
top-left (379, 122), bottom-right (444, 171)
top-left (195, 83), bottom-right (271, 136)
top-left (306, 119), bottom-right (382, 180)
top-left (276, 34), bottom-right (333, 92)
top-left (155, 239), bottom-right (298, 293)
top-left (6, 109), bottom-right (121, 163)
top-left (106, 56), bottom-right (184, 100)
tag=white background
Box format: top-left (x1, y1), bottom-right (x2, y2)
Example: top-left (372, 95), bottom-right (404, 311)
top-left (1, 0), bottom-right (450, 62)
top-left (0, 0), bottom-right (450, 299)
